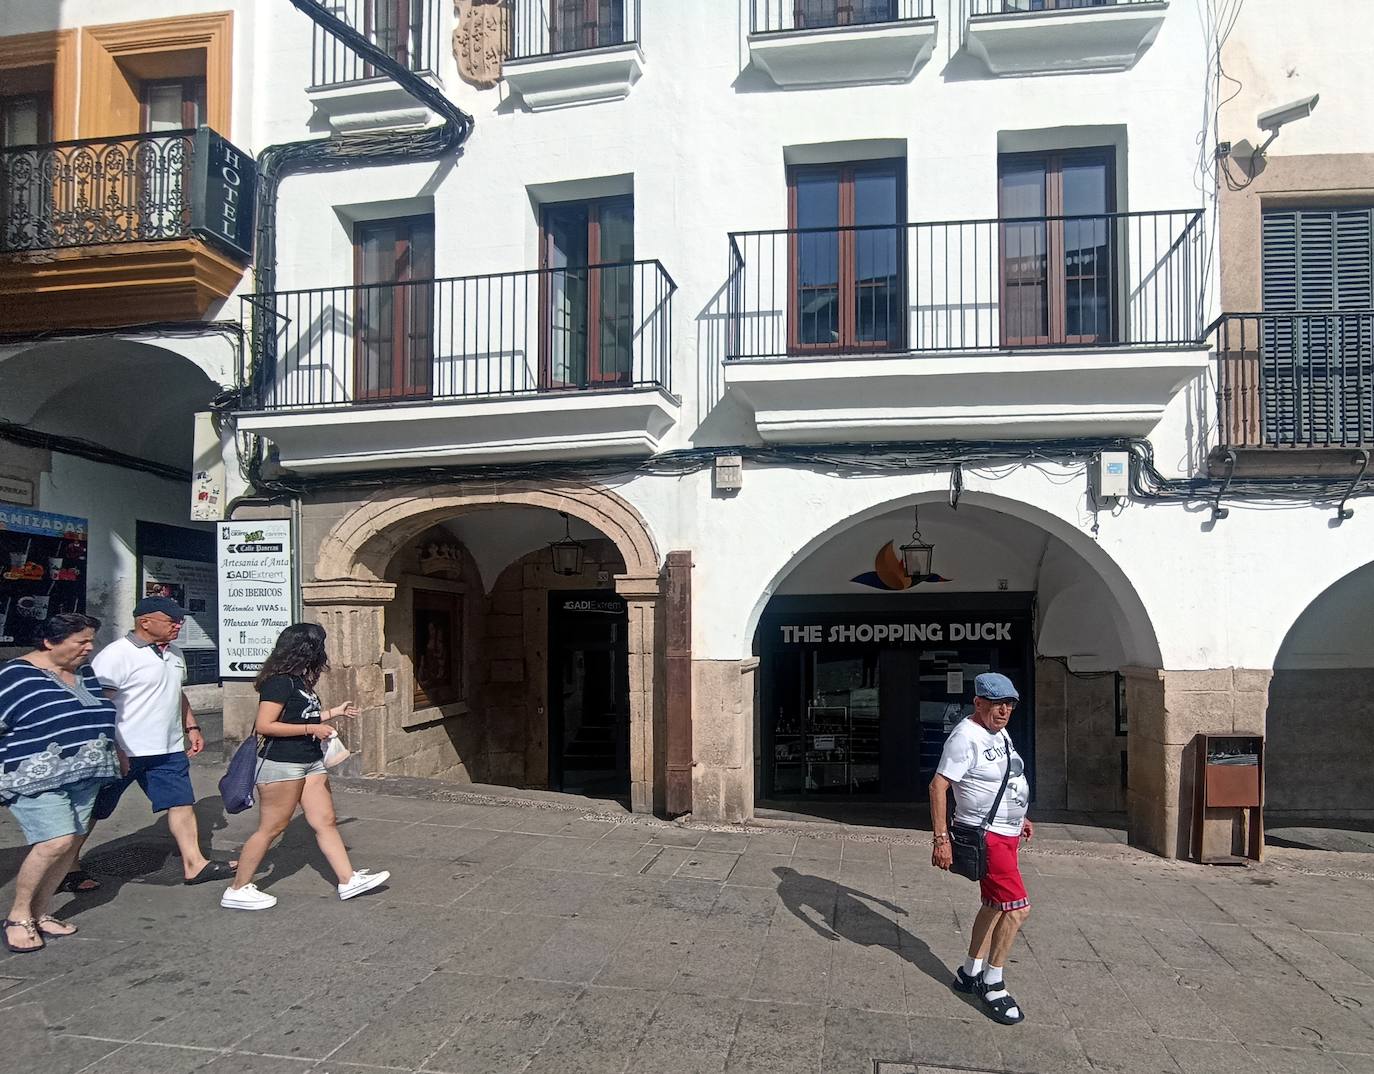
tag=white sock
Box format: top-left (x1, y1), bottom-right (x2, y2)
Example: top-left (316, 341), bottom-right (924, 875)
top-left (983, 964), bottom-right (1004, 988)
top-left (982, 965), bottom-right (1019, 1017)
top-left (963, 957), bottom-right (984, 978)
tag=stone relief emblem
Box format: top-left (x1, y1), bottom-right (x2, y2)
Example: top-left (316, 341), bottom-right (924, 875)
top-left (454, 0), bottom-right (508, 89)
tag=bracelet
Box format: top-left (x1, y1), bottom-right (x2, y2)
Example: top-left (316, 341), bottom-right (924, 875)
top-left (185, 726), bottom-right (201, 733)
top-left (932, 833), bottom-right (951, 844)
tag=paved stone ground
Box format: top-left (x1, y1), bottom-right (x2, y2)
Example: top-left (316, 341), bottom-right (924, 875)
top-left (2, 766), bottom-right (1374, 1074)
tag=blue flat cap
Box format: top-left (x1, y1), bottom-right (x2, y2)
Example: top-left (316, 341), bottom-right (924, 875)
top-left (973, 672), bottom-right (1019, 701)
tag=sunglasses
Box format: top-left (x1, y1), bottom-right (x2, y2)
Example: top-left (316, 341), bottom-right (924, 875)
top-left (983, 697), bottom-right (1018, 710)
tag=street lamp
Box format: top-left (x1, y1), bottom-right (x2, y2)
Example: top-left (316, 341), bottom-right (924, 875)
top-left (899, 507), bottom-right (934, 583)
top-left (549, 512), bottom-right (585, 577)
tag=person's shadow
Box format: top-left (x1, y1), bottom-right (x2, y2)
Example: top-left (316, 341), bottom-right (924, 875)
top-left (773, 865), bottom-right (954, 989)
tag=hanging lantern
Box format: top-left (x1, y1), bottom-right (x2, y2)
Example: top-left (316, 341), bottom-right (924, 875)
top-left (899, 506), bottom-right (934, 583)
top-left (549, 512), bottom-right (585, 577)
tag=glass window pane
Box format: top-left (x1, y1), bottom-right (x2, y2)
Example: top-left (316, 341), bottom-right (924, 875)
top-left (143, 83), bottom-right (184, 132)
top-left (1062, 157), bottom-right (1110, 216)
top-left (999, 160), bottom-right (1045, 218)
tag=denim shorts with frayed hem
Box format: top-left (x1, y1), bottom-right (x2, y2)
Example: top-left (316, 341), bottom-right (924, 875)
top-left (257, 757), bottom-right (328, 784)
top-left (7, 776), bottom-right (108, 845)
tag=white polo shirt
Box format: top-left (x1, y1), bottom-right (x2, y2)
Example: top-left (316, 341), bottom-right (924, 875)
top-left (92, 633), bottom-right (188, 757)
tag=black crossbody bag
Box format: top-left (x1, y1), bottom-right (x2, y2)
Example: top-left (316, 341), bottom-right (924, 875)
top-left (949, 733), bottom-right (1012, 882)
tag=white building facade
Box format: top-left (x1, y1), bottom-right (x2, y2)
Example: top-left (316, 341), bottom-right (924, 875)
top-left (5, 0), bottom-right (1371, 857)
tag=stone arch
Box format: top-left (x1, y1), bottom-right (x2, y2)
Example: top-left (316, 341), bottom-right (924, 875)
top-left (315, 480), bottom-right (660, 584)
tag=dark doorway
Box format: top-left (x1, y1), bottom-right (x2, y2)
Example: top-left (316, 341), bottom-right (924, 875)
top-left (548, 592), bottom-right (630, 797)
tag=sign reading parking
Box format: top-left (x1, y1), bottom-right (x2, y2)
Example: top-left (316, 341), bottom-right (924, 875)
top-left (217, 520), bottom-right (293, 678)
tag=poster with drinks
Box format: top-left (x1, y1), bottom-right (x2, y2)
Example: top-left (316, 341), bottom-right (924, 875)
top-left (0, 506), bottom-right (89, 647)
top-left (217, 520), bottom-right (293, 678)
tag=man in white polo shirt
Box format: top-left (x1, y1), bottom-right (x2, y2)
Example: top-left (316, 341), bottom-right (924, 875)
top-left (90, 596), bottom-right (234, 885)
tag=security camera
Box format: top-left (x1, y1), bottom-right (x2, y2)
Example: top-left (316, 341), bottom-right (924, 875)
top-left (1257, 95), bottom-right (1319, 133)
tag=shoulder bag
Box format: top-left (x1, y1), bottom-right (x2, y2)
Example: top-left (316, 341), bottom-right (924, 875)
top-left (948, 733), bottom-right (1012, 882)
top-left (219, 734), bottom-right (267, 814)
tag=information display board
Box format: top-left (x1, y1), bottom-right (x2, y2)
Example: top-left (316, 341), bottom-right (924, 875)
top-left (0, 507), bottom-right (88, 647)
top-left (217, 520), bottom-right (293, 678)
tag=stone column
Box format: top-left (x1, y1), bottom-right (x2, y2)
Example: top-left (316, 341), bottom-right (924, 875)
top-left (1125, 667), bottom-right (1270, 859)
top-left (301, 580), bottom-right (396, 775)
top-left (616, 573), bottom-right (663, 814)
top-left (663, 551), bottom-right (693, 817)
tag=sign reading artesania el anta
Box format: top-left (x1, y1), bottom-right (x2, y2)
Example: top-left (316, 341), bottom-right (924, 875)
top-left (217, 520), bottom-right (292, 678)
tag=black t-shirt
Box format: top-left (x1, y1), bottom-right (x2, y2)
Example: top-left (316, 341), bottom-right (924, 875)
top-left (258, 674), bottom-right (324, 763)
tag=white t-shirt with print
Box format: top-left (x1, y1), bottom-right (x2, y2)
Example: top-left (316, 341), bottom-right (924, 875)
top-left (92, 636), bottom-right (187, 757)
top-left (936, 717), bottom-right (1030, 838)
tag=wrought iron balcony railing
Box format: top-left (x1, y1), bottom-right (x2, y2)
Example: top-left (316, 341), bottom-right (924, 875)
top-left (1213, 311), bottom-right (1374, 449)
top-left (970, 0), bottom-right (1156, 14)
top-left (726, 209), bottom-right (1204, 360)
top-left (0, 131), bottom-right (197, 254)
top-left (508, 0), bottom-right (640, 62)
top-left (751, 0), bottom-right (931, 34)
top-left (310, 0), bottom-right (441, 87)
top-left (245, 259), bottom-right (675, 411)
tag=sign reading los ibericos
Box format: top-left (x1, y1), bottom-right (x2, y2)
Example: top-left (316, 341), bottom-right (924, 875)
top-left (217, 520), bottom-right (292, 678)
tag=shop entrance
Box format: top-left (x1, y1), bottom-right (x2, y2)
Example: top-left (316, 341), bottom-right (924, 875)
top-left (760, 595), bottom-right (1034, 803)
top-left (548, 592), bottom-right (630, 797)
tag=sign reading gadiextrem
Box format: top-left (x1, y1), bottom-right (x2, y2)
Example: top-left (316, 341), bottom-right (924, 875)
top-left (217, 520), bottom-right (293, 678)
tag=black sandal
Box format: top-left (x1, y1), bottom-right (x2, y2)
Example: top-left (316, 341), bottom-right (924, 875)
top-left (981, 990), bottom-right (1025, 1025)
top-left (57, 869), bottom-right (100, 894)
top-left (952, 967), bottom-right (984, 995)
top-left (184, 860), bottom-right (235, 886)
top-left (2, 919), bottom-right (45, 954)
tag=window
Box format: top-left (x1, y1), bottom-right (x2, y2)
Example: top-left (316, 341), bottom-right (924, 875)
top-left (787, 159), bottom-right (905, 354)
top-left (353, 215), bottom-right (435, 400)
top-left (413, 587), bottom-right (463, 708)
top-left (540, 196), bottom-right (634, 388)
top-left (793, 0), bottom-right (898, 29)
top-left (139, 78), bottom-right (205, 132)
top-left (366, 0), bottom-right (424, 70)
top-left (550, 0), bottom-right (626, 54)
top-left (1, 92), bottom-right (53, 146)
top-left (995, 0), bottom-right (1115, 10)
top-left (998, 148), bottom-right (1116, 346)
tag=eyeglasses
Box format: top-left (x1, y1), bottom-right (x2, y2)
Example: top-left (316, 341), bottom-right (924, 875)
top-left (983, 698), bottom-right (1018, 710)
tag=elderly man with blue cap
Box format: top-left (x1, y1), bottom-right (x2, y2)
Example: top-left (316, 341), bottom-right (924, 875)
top-left (928, 671), bottom-right (1033, 1026)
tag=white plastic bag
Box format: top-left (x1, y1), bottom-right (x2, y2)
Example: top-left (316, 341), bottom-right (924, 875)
top-left (323, 731), bottom-right (351, 769)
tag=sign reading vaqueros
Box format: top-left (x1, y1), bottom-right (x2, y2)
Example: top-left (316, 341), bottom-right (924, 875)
top-left (217, 520), bottom-right (292, 678)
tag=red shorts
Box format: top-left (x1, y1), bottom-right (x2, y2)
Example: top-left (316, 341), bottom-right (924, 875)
top-left (980, 831), bottom-right (1029, 911)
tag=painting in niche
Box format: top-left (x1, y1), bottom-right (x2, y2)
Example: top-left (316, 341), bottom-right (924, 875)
top-left (413, 588), bottom-right (463, 708)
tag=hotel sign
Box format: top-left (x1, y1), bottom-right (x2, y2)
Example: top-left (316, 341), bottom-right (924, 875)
top-left (191, 128), bottom-right (257, 262)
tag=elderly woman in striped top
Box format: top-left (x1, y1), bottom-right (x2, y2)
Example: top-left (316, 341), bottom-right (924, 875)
top-left (0, 613), bottom-right (120, 953)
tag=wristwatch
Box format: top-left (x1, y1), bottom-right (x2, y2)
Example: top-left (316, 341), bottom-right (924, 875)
top-left (932, 832), bottom-right (951, 845)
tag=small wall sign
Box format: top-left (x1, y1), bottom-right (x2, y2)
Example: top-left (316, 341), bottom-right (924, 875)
top-left (0, 474), bottom-right (35, 506)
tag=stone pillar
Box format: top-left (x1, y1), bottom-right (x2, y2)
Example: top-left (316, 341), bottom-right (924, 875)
top-left (301, 580), bottom-right (396, 775)
top-left (690, 657), bottom-right (757, 823)
top-left (1125, 667), bottom-right (1271, 859)
top-left (663, 551), bottom-right (693, 817)
top-left (616, 573), bottom-right (663, 814)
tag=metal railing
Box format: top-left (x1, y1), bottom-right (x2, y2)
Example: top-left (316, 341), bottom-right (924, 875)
top-left (245, 259), bottom-right (675, 411)
top-left (726, 209), bottom-right (1204, 360)
top-left (970, 0), bottom-right (1157, 15)
top-left (0, 131), bottom-right (197, 254)
top-left (751, 0), bottom-right (931, 33)
top-left (508, 0), bottom-right (640, 61)
top-left (311, 0), bottom-right (441, 87)
top-left (1213, 312), bottom-right (1374, 449)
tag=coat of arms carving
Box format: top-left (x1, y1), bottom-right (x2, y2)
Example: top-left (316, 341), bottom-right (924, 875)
top-left (454, 0), bottom-right (508, 89)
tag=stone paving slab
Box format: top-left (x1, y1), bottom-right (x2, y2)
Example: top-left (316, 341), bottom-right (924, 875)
top-left (2, 769), bottom-right (1374, 1073)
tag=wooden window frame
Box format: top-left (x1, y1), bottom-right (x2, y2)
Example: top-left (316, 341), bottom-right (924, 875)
top-left (352, 214), bottom-right (435, 402)
top-left (538, 195), bottom-right (635, 390)
top-left (0, 30), bottom-right (76, 142)
top-left (137, 77), bottom-right (206, 132)
top-left (363, 0), bottom-right (417, 74)
top-left (786, 158), bottom-right (906, 356)
top-left (550, 0), bottom-right (625, 54)
top-left (793, 0), bottom-right (899, 30)
top-left (0, 91), bottom-right (54, 146)
top-left (997, 147), bottom-right (1117, 348)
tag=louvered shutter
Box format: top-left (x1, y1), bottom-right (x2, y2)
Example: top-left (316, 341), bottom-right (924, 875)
top-left (1261, 208), bottom-right (1374, 445)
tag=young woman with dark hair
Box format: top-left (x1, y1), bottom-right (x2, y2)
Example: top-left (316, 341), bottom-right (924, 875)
top-left (220, 623), bottom-right (388, 910)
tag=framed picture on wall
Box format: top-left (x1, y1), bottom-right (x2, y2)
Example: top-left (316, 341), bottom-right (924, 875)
top-left (413, 587), bottom-right (463, 709)
top-left (1115, 671), bottom-right (1128, 736)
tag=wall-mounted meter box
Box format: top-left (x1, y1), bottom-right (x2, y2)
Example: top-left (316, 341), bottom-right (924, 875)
top-left (1094, 451), bottom-right (1131, 500)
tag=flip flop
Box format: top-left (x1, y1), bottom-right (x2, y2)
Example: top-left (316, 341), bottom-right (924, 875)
top-left (184, 860), bottom-right (236, 886)
top-left (2, 919), bottom-right (45, 954)
top-left (57, 870), bottom-right (100, 894)
top-left (37, 915), bottom-right (78, 938)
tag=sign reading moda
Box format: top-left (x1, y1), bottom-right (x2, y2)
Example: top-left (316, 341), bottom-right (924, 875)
top-left (217, 521), bottom-right (292, 678)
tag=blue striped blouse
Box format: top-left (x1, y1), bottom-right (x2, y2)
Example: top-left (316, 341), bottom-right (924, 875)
top-left (0, 660), bottom-right (120, 803)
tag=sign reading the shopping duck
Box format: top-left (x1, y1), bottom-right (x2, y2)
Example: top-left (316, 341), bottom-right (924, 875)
top-left (772, 613), bottom-right (1028, 649)
top-left (217, 521), bottom-right (292, 678)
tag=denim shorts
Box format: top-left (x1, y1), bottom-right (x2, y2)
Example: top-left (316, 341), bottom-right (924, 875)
top-left (92, 750), bottom-right (195, 820)
top-left (7, 776), bottom-right (107, 845)
top-left (257, 757), bottom-right (328, 784)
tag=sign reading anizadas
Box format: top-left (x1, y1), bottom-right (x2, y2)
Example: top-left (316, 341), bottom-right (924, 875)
top-left (217, 520), bottom-right (292, 678)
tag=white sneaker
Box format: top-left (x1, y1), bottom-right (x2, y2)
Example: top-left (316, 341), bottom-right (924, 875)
top-left (337, 868), bottom-right (390, 901)
top-left (220, 883), bottom-right (277, 911)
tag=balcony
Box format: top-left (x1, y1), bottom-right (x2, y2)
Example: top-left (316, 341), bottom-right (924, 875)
top-left (748, 0), bottom-right (937, 88)
top-left (1212, 312), bottom-right (1374, 472)
top-left (307, 0), bottom-right (443, 133)
top-left (724, 209), bottom-right (1208, 443)
top-left (236, 260), bottom-right (679, 471)
top-left (502, 0), bottom-right (644, 110)
top-left (965, 0), bottom-right (1167, 76)
top-left (0, 130), bottom-right (251, 331)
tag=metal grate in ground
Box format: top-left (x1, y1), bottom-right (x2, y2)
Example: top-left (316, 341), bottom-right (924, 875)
top-left (81, 843), bottom-right (178, 879)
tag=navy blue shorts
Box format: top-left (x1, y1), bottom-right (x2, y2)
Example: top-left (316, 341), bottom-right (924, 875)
top-left (93, 751), bottom-right (195, 819)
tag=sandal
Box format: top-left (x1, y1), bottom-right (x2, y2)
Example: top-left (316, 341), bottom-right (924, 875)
top-left (2, 919), bottom-right (45, 954)
top-left (57, 869), bottom-right (100, 894)
top-left (951, 967), bottom-right (984, 995)
top-left (37, 915), bottom-right (77, 938)
top-left (981, 990), bottom-right (1025, 1025)
top-left (184, 860), bottom-right (236, 886)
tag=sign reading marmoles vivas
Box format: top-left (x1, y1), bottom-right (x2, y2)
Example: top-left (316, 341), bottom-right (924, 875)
top-left (217, 521), bottom-right (292, 677)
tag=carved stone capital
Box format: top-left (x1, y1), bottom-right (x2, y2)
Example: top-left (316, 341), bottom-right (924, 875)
top-left (301, 579), bottom-right (397, 606)
top-left (614, 573), bottom-right (662, 602)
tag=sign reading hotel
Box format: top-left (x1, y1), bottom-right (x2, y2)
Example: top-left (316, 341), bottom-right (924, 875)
top-left (217, 520), bottom-right (292, 677)
top-left (191, 129), bottom-right (258, 262)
